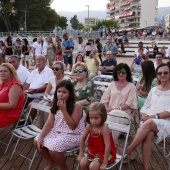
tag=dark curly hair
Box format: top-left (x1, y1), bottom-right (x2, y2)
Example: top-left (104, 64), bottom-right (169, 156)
top-left (50, 80), bottom-right (76, 115)
top-left (113, 63), bottom-right (132, 82)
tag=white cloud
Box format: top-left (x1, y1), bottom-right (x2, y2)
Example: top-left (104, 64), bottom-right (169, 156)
top-left (51, 0), bottom-right (170, 12)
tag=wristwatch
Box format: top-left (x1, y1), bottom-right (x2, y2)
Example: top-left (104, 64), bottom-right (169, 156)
top-left (34, 89), bottom-right (37, 93)
top-left (155, 113), bottom-right (159, 119)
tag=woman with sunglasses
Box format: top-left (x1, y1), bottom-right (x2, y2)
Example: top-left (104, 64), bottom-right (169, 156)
top-left (71, 53), bottom-right (85, 75)
top-left (73, 62), bottom-right (95, 106)
top-left (134, 42), bottom-right (149, 59)
top-left (125, 63), bottom-right (170, 170)
top-left (101, 63), bottom-right (137, 138)
top-left (35, 61), bottom-right (69, 127)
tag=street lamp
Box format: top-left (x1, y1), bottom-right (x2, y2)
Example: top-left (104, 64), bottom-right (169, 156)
top-left (144, 21), bottom-right (147, 27)
top-left (85, 5), bottom-right (89, 32)
top-left (20, 10), bottom-right (27, 32)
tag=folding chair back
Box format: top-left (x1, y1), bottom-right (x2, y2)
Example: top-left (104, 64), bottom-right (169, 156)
top-left (5, 99), bottom-right (51, 170)
top-left (106, 111), bottom-right (132, 170)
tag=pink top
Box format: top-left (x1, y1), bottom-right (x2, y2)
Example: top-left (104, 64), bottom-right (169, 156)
top-left (101, 81), bottom-right (137, 113)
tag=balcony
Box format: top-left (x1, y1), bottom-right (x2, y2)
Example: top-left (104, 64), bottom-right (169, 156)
top-left (119, 1), bottom-right (131, 7)
top-left (119, 11), bottom-right (134, 18)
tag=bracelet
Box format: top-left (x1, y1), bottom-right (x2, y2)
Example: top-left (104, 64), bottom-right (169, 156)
top-left (79, 153), bottom-right (84, 156)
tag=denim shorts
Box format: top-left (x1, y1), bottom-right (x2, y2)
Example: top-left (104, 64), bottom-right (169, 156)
top-left (63, 55), bottom-right (73, 65)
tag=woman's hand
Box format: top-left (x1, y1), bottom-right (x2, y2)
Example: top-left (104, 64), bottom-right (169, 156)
top-left (137, 83), bottom-right (142, 90)
top-left (137, 90), bottom-right (144, 96)
top-left (100, 164), bottom-right (107, 170)
top-left (37, 136), bottom-right (44, 151)
top-left (141, 114), bottom-right (154, 122)
top-left (57, 99), bottom-right (66, 112)
top-left (76, 155), bottom-right (83, 163)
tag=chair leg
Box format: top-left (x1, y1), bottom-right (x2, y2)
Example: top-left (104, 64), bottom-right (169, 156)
top-left (4, 134), bottom-right (14, 155)
top-left (9, 137), bottom-right (20, 160)
top-left (28, 149), bottom-right (37, 170)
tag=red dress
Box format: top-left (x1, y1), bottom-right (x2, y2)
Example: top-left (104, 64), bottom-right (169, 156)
top-left (0, 80), bottom-right (24, 128)
top-left (84, 129), bottom-right (116, 164)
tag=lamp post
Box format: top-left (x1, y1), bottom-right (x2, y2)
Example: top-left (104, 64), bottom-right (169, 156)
top-left (20, 10), bottom-right (27, 32)
top-left (85, 5), bottom-right (89, 32)
top-left (144, 21), bottom-right (147, 27)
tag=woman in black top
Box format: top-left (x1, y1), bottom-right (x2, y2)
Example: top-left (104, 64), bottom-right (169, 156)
top-left (4, 36), bottom-right (13, 62)
top-left (95, 38), bottom-right (102, 64)
top-left (21, 38), bottom-right (30, 69)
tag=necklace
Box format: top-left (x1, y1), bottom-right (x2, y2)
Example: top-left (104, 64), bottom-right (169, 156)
top-left (90, 131), bottom-right (101, 138)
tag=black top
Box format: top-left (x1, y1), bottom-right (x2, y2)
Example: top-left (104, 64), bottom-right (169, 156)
top-left (101, 59), bottom-right (117, 75)
top-left (6, 41), bottom-right (13, 55)
top-left (22, 45), bottom-right (29, 55)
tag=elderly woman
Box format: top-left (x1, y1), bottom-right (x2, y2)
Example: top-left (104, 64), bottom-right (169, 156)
top-left (73, 62), bottom-right (95, 106)
top-left (0, 63), bottom-right (24, 128)
top-left (101, 63), bottom-right (137, 129)
top-left (34, 61), bottom-right (69, 127)
top-left (126, 63), bottom-right (170, 170)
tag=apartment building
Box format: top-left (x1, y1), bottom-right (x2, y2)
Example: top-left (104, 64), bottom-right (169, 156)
top-left (165, 14), bottom-right (170, 28)
top-left (106, 0), bottom-right (158, 29)
top-left (84, 17), bottom-right (98, 27)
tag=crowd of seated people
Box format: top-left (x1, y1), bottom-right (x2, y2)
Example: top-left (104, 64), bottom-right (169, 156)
top-left (1, 34), bottom-right (170, 170)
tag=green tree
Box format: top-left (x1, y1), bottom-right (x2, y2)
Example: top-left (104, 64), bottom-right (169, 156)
top-left (58, 16), bottom-right (68, 29)
top-left (70, 15), bottom-right (79, 30)
top-left (77, 23), bottom-right (84, 30)
top-left (0, 0), bottom-right (67, 31)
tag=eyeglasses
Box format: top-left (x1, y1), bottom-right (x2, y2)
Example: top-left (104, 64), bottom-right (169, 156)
top-left (74, 69), bottom-right (86, 73)
top-left (107, 54), bottom-right (112, 55)
top-left (117, 70), bottom-right (127, 75)
top-left (157, 71), bottom-right (169, 76)
top-left (51, 67), bottom-right (61, 71)
top-left (139, 46), bottom-right (143, 47)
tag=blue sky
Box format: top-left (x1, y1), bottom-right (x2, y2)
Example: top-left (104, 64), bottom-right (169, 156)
top-left (51, 0), bottom-right (170, 12)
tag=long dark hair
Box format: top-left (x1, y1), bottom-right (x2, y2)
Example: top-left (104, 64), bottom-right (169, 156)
top-left (22, 38), bottom-right (28, 46)
top-left (140, 60), bottom-right (156, 92)
top-left (50, 80), bottom-right (76, 115)
top-left (113, 63), bottom-right (132, 82)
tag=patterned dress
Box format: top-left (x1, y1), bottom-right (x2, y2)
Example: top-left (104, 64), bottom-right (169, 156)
top-left (84, 128), bottom-right (116, 164)
top-left (35, 110), bottom-right (85, 152)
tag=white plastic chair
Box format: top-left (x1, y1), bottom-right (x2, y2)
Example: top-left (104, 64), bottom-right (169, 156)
top-left (4, 99), bottom-right (51, 170)
top-left (105, 111), bottom-right (132, 170)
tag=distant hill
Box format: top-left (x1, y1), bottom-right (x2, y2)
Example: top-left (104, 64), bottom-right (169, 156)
top-left (158, 7), bottom-right (170, 26)
top-left (57, 10), bottom-right (107, 25)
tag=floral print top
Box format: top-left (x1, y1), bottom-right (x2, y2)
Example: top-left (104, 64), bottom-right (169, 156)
top-left (73, 80), bottom-right (95, 103)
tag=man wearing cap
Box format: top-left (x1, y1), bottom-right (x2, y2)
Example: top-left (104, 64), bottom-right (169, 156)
top-left (8, 55), bottom-right (30, 86)
top-left (103, 36), bottom-right (118, 62)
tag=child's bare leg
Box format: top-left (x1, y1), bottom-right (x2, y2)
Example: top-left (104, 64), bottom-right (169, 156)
top-left (49, 150), bottom-right (68, 170)
top-left (89, 161), bottom-right (101, 170)
top-left (34, 140), bottom-right (55, 170)
top-left (80, 157), bottom-right (90, 170)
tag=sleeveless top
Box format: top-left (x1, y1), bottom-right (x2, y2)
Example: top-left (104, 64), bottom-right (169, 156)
top-left (6, 41), bottom-right (13, 55)
top-left (0, 80), bottom-right (24, 127)
top-left (22, 45), bottom-right (29, 55)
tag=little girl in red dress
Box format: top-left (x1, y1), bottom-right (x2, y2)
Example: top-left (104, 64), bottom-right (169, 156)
top-left (77, 102), bottom-right (116, 170)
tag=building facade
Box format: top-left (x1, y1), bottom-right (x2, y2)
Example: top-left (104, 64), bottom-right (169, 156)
top-left (84, 17), bottom-right (98, 27)
top-left (106, 0), bottom-right (158, 29)
top-left (165, 14), bottom-right (170, 28)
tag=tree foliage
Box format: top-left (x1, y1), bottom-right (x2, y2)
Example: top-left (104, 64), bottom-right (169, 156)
top-left (91, 19), bottom-right (119, 30)
top-left (70, 15), bottom-right (79, 30)
top-left (0, 0), bottom-right (67, 31)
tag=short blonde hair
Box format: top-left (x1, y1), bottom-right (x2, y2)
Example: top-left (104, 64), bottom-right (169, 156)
top-left (74, 62), bottom-right (89, 78)
top-left (0, 63), bottom-right (21, 84)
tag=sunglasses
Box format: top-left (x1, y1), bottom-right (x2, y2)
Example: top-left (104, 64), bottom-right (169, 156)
top-left (51, 67), bottom-right (61, 71)
top-left (74, 69), bottom-right (86, 73)
top-left (157, 71), bottom-right (169, 76)
top-left (117, 70), bottom-right (127, 75)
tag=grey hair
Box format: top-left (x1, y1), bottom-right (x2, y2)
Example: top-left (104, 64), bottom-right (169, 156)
top-left (53, 61), bottom-right (65, 74)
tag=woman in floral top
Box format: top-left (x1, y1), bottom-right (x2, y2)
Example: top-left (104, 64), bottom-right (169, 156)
top-left (73, 62), bottom-right (95, 106)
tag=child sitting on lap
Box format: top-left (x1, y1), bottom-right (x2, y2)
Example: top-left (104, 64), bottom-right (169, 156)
top-left (77, 102), bottom-right (116, 170)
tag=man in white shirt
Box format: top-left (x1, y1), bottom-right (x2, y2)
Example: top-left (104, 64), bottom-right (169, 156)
top-left (166, 45), bottom-right (170, 58)
top-left (32, 37), bottom-right (43, 62)
top-left (8, 55), bottom-right (30, 86)
top-left (25, 54), bottom-right (53, 115)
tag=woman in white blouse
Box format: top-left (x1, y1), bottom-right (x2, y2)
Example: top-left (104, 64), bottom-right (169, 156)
top-left (126, 63), bottom-right (170, 170)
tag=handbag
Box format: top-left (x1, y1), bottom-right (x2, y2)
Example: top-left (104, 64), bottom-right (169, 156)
top-left (20, 54), bottom-right (25, 58)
